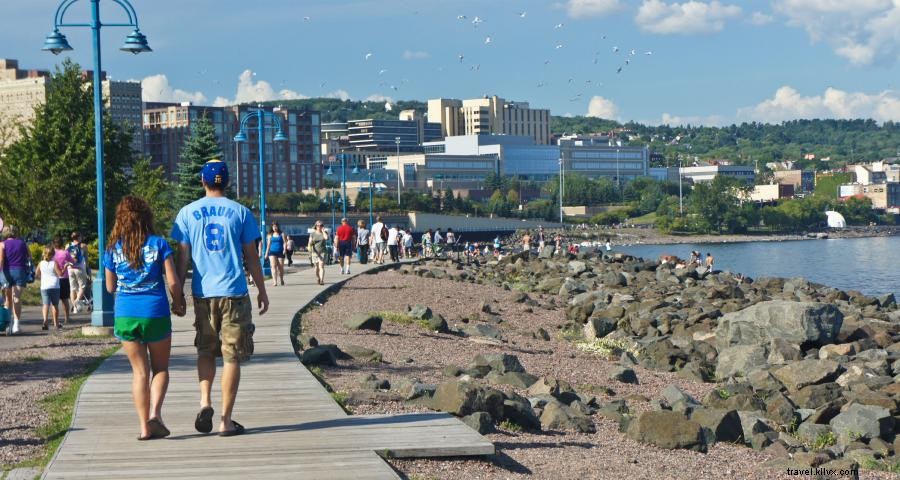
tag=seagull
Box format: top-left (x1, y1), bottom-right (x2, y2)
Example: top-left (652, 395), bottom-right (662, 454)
top-left (458, 54), bottom-right (465, 63)
top-left (625, 59), bottom-right (631, 65)
top-left (378, 69), bottom-right (388, 75)
top-left (385, 102), bottom-right (393, 111)
top-left (613, 46), bottom-right (619, 53)
top-left (303, 16), bottom-right (311, 21)
top-left (484, 36), bottom-right (492, 44)
top-left (555, 44), bottom-right (564, 49)
top-left (544, 59), bottom-right (551, 65)
top-left (390, 85), bottom-right (398, 90)
top-left (554, 23), bottom-right (564, 29)
top-left (519, 11), bottom-right (527, 18)
top-left (645, 51), bottom-right (653, 55)
top-left (456, 15), bottom-right (466, 20)
top-left (617, 67), bottom-right (622, 74)
top-left (470, 64), bottom-right (480, 71)
top-left (319, 81), bottom-right (327, 88)
top-left (567, 77), bottom-right (574, 83)
top-left (472, 16), bottom-right (483, 27)
top-left (593, 58), bottom-right (599, 64)
top-left (630, 49), bottom-right (636, 55)
top-left (536, 82), bottom-right (544, 87)
top-left (365, 53), bottom-right (373, 60)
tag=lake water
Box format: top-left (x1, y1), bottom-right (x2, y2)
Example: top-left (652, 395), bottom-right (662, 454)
top-left (616, 236), bottom-right (900, 298)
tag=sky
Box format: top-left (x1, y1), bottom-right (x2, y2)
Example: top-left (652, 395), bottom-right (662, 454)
top-left (4, 0), bottom-right (900, 126)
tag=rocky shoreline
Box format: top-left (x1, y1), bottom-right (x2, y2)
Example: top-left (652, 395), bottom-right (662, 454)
top-left (293, 251), bottom-right (900, 479)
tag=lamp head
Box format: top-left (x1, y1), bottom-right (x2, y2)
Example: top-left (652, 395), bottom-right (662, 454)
top-left (120, 29), bottom-right (152, 55)
top-left (42, 29), bottom-right (73, 55)
top-left (233, 131), bottom-right (248, 143)
top-left (273, 130), bottom-right (288, 142)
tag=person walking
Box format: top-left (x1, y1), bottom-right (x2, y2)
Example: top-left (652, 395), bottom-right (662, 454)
top-left (0, 226), bottom-right (29, 333)
top-left (433, 228), bottom-right (444, 247)
top-left (67, 232), bottom-right (91, 313)
top-left (265, 222), bottom-right (286, 287)
top-left (171, 160), bottom-right (268, 437)
top-left (421, 229), bottom-right (433, 258)
top-left (106, 196), bottom-right (185, 441)
top-left (52, 239), bottom-right (75, 326)
top-left (446, 228), bottom-right (456, 258)
top-left (402, 229), bottom-right (414, 258)
top-left (284, 235), bottom-right (295, 267)
top-left (307, 221), bottom-right (328, 284)
top-left (356, 220), bottom-right (370, 265)
top-left (521, 231), bottom-right (531, 253)
top-left (335, 218), bottom-right (355, 275)
top-left (536, 226), bottom-right (545, 254)
top-left (36, 245), bottom-right (63, 330)
top-left (387, 224), bottom-right (400, 262)
top-left (371, 216), bottom-right (386, 264)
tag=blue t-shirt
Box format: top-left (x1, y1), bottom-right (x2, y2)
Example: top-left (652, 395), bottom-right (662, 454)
top-left (103, 235), bottom-right (172, 319)
top-left (171, 196), bottom-right (260, 298)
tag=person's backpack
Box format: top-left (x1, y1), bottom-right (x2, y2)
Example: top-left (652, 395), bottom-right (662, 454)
top-left (380, 226), bottom-right (389, 242)
top-left (67, 243), bottom-right (85, 265)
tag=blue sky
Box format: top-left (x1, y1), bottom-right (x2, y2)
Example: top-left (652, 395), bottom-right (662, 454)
top-left (4, 0), bottom-right (900, 125)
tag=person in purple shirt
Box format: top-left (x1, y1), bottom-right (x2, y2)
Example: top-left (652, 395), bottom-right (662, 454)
top-left (0, 225), bottom-right (29, 334)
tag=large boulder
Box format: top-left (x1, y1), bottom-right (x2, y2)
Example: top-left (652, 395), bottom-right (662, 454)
top-left (689, 408), bottom-right (743, 443)
top-left (771, 359), bottom-right (841, 392)
top-left (340, 345), bottom-right (383, 363)
top-left (626, 410), bottom-right (706, 452)
top-left (584, 317), bottom-right (616, 340)
top-left (473, 353), bottom-right (525, 375)
top-left (300, 346), bottom-right (338, 366)
top-left (343, 313), bottom-right (383, 332)
top-left (716, 345), bottom-right (767, 380)
top-left (714, 301), bottom-right (843, 348)
top-left (540, 400), bottom-right (595, 433)
top-left (461, 412), bottom-right (494, 434)
top-left (829, 404), bottom-right (894, 445)
top-left (460, 323), bottom-right (503, 340)
top-left (431, 381), bottom-right (504, 419)
top-left (502, 393), bottom-right (542, 430)
top-left (408, 304), bottom-right (433, 320)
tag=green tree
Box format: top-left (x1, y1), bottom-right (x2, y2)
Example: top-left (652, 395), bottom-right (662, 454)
top-left (130, 158), bottom-right (175, 234)
top-left (174, 116), bottom-right (222, 206)
top-left (0, 59), bottom-right (133, 238)
top-left (836, 196), bottom-right (876, 225)
top-left (688, 177), bottom-right (752, 233)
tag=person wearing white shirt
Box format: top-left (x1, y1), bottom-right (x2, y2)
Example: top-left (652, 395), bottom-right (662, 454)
top-left (370, 216), bottom-right (386, 264)
top-left (386, 225), bottom-right (400, 262)
top-left (421, 230), bottom-right (433, 258)
top-left (433, 229), bottom-right (444, 245)
top-left (402, 231), bottom-right (414, 258)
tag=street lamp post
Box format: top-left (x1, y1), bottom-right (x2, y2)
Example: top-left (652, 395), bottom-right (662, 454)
top-left (616, 148), bottom-right (621, 192)
top-left (325, 153), bottom-right (349, 219)
top-left (395, 136), bottom-right (401, 206)
top-left (558, 157), bottom-right (564, 223)
top-left (43, 0), bottom-right (152, 328)
top-left (233, 106), bottom-right (289, 273)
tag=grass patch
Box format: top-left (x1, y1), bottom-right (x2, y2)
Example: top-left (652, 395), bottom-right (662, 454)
top-left (498, 419), bottom-right (523, 432)
top-left (5, 345), bottom-right (119, 474)
top-left (373, 311), bottom-right (430, 330)
top-left (330, 391), bottom-right (353, 414)
top-left (716, 388), bottom-right (732, 400)
top-left (20, 287), bottom-right (42, 307)
top-left (65, 330), bottom-right (114, 340)
top-left (558, 324), bottom-right (584, 342)
top-left (23, 355), bottom-right (44, 363)
top-left (860, 456), bottom-right (900, 474)
top-left (306, 366), bottom-right (353, 414)
top-left (576, 337), bottom-right (642, 358)
top-left (812, 431), bottom-right (836, 449)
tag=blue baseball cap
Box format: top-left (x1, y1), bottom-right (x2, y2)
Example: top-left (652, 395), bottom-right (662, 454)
top-left (200, 159), bottom-right (229, 186)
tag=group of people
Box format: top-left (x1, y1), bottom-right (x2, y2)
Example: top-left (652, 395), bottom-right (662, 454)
top-left (0, 229), bottom-right (92, 334)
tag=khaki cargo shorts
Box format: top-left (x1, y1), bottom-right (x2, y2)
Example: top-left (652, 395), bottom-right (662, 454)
top-left (193, 295), bottom-right (254, 363)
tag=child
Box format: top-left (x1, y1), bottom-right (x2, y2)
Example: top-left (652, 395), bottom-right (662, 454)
top-left (104, 196), bottom-right (185, 441)
top-left (36, 245), bottom-right (63, 330)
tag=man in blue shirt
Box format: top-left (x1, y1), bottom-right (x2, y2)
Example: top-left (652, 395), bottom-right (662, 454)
top-left (171, 159), bottom-right (269, 437)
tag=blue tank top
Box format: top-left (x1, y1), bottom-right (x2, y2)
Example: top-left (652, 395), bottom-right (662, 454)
top-left (268, 233), bottom-right (284, 254)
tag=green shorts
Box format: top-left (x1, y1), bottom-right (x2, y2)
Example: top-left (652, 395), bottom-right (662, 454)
top-left (114, 316), bottom-right (172, 343)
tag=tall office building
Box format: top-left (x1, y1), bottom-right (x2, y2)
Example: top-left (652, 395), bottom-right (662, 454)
top-left (143, 103), bottom-right (233, 178)
top-left (427, 95), bottom-right (551, 145)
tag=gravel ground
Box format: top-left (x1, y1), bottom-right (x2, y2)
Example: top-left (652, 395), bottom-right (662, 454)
top-left (0, 318), bottom-right (117, 467)
top-left (299, 270), bottom-right (900, 480)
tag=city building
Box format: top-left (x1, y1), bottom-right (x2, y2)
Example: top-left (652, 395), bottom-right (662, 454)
top-left (840, 183), bottom-right (900, 210)
top-left (0, 58), bottom-right (142, 151)
top-left (773, 169), bottom-right (815, 193)
top-left (749, 184), bottom-right (795, 202)
top-left (558, 135), bottom-right (649, 185)
top-left (427, 95), bottom-right (551, 144)
top-left (143, 103), bottom-right (322, 196)
top-left (368, 153), bottom-right (498, 191)
top-left (679, 165), bottom-right (755, 184)
top-left (854, 161), bottom-right (899, 184)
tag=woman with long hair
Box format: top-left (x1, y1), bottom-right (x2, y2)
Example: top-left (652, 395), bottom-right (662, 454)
top-left (307, 220), bottom-right (328, 285)
top-left (104, 196), bottom-right (186, 440)
top-left (0, 225), bottom-right (29, 334)
top-left (265, 222), bottom-right (286, 287)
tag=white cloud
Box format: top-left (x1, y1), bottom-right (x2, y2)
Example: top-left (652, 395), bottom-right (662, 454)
top-left (635, 0), bottom-right (742, 34)
top-left (212, 70), bottom-right (307, 107)
top-left (326, 89), bottom-right (351, 101)
top-left (140, 74), bottom-right (207, 104)
top-left (402, 50), bottom-right (430, 60)
top-left (736, 86), bottom-right (900, 123)
top-left (364, 94), bottom-right (394, 102)
top-left (772, 0), bottom-right (900, 66)
top-left (567, 0), bottom-right (623, 18)
top-left (748, 11), bottom-right (774, 26)
top-left (586, 96), bottom-right (619, 119)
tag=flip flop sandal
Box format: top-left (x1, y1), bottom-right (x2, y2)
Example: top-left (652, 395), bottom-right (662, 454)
top-left (195, 406), bottom-right (214, 433)
top-left (137, 434), bottom-right (152, 441)
top-left (219, 421), bottom-right (245, 437)
top-left (147, 418), bottom-right (170, 439)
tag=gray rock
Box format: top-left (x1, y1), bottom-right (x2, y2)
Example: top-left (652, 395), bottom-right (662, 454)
top-left (568, 260), bottom-right (587, 275)
top-left (626, 410), bottom-right (706, 452)
top-left (767, 338), bottom-right (802, 365)
top-left (431, 381), bottom-right (504, 419)
top-left (765, 391), bottom-right (798, 426)
top-left (771, 359), bottom-right (841, 391)
top-left (715, 301), bottom-right (843, 348)
top-left (300, 346), bottom-right (338, 366)
top-left (829, 403), bottom-right (894, 445)
top-left (737, 412), bottom-right (774, 444)
top-left (540, 400), bottom-right (596, 433)
top-left (473, 353), bottom-right (525, 375)
top-left (603, 271), bottom-right (627, 287)
top-left (343, 313), bottom-right (383, 332)
top-left (689, 408), bottom-right (743, 443)
top-left (462, 412), bottom-right (494, 434)
top-left (796, 422), bottom-right (832, 446)
top-left (716, 345), bottom-right (767, 380)
top-left (408, 304), bottom-right (433, 320)
top-left (584, 317), bottom-right (616, 340)
top-left (502, 393), bottom-right (542, 430)
top-left (659, 384), bottom-right (700, 412)
top-left (357, 373), bottom-right (390, 391)
top-left (427, 313), bottom-right (449, 332)
top-left (488, 371), bottom-right (539, 388)
top-left (460, 323), bottom-right (502, 340)
top-left (396, 380), bottom-right (436, 400)
top-left (610, 367), bottom-right (638, 384)
top-left (341, 344), bottom-right (383, 363)
top-left (790, 383), bottom-right (843, 409)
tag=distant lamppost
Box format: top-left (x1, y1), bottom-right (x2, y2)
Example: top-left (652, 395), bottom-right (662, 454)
top-left (395, 136), bottom-right (402, 206)
top-left (362, 170), bottom-right (383, 227)
top-left (325, 153), bottom-right (349, 219)
top-left (43, 0), bottom-right (152, 328)
top-left (616, 148), bottom-right (621, 192)
top-left (558, 157), bottom-right (564, 223)
top-left (233, 106), bottom-right (289, 271)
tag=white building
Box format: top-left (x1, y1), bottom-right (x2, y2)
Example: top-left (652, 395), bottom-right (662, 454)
top-left (679, 165), bottom-right (755, 184)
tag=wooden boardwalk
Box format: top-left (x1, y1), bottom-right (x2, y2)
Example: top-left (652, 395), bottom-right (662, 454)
top-left (44, 261), bottom-right (493, 479)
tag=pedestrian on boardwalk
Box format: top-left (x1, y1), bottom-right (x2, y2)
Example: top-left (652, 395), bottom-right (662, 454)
top-left (387, 224), bottom-right (400, 262)
top-left (356, 220), bottom-right (370, 265)
top-left (421, 229), bottom-right (433, 258)
top-left (284, 235), bottom-right (295, 267)
top-left (265, 222), bottom-right (286, 287)
top-left (67, 232), bottom-right (91, 313)
top-left (0, 226), bottom-right (29, 333)
top-left (402, 229), bottom-right (414, 258)
top-left (371, 216), bottom-right (386, 264)
top-left (36, 245), bottom-right (63, 330)
top-left (308, 220), bottom-right (328, 285)
top-left (171, 160), bottom-right (268, 437)
top-left (52, 239), bottom-right (74, 326)
top-left (335, 218), bottom-right (355, 275)
top-left (106, 196), bottom-right (185, 441)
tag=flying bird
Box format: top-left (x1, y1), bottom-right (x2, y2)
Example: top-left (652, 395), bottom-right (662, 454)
top-left (625, 59), bottom-right (631, 65)
top-left (630, 49), bottom-right (636, 56)
top-left (484, 36), bottom-right (492, 44)
top-left (543, 59), bottom-right (550, 65)
top-left (470, 64), bottom-right (480, 71)
top-left (555, 44), bottom-right (564, 49)
top-left (390, 85), bottom-right (398, 91)
top-left (458, 54), bottom-right (465, 63)
top-left (616, 67), bottom-right (622, 74)
top-left (456, 15), bottom-right (466, 20)
top-left (519, 11), bottom-right (527, 18)
top-left (554, 23), bottom-right (564, 29)
top-left (365, 53), bottom-right (373, 60)
top-left (645, 51), bottom-right (653, 55)
top-left (378, 69), bottom-right (388, 75)
top-left (613, 46), bottom-right (619, 53)
top-left (567, 78), bottom-right (574, 83)
top-left (536, 82), bottom-right (544, 87)
top-left (303, 16), bottom-right (311, 21)
top-left (472, 16), bottom-right (483, 26)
